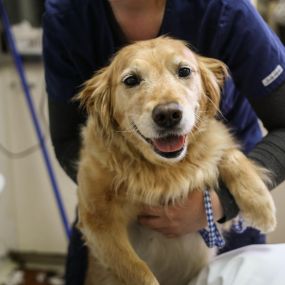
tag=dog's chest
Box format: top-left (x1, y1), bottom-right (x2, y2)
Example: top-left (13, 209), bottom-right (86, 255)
top-left (112, 148), bottom-right (220, 206)
top-left (128, 223), bottom-right (214, 285)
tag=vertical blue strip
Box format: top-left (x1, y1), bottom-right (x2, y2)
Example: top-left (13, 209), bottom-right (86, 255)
top-left (0, 0), bottom-right (71, 239)
top-left (199, 191), bottom-right (225, 248)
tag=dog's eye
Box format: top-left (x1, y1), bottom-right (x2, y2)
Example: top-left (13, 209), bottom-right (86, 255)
top-left (123, 75), bottom-right (141, 87)
top-left (178, 67), bottom-right (192, 78)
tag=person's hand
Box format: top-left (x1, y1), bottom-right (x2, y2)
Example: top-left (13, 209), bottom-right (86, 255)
top-left (138, 190), bottom-right (223, 238)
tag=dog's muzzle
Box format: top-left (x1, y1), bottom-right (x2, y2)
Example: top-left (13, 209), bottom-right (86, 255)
top-left (151, 102), bottom-right (186, 158)
top-left (131, 122), bottom-right (186, 159)
top-left (131, 103), bottom-right (187, 159)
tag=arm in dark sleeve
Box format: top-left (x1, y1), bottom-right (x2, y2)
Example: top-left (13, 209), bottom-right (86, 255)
top-left (48, 99), bottom-right (86, 183)
top-left (217, 82), bottom-right (285, 223)
top-left (247, 81), bottom-right (285, 187)
top-left (211, 1), bottom-right (285, 222)
top-left (43, 13), bottom-right (86, 183)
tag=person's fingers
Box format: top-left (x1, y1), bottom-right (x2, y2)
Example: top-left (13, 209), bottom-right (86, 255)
top-left (138, 216), bottom-right (165, 229)
top-left (140, 206), bottom-right (178, 222)
top-left (165, 233), bottom-right (177, 239)
top-left (211, 190), bottom-right (224, 221)
top-left (139, 218), bottom-right (178, 237)
top-left (139, 206), bottom-right (165, 217)
top-left (138, 190), bottom-right (218, 236)
top-left (138, 214), bottom-right (181, 234)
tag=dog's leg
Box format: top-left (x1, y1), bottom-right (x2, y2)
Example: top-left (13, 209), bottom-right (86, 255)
top-left (77, 171), bottom-right (159, 285)
top-left (79, 205), bottom-right (159, 285)
top-left (218, 149), bottom-right (276, 233)
top-left (84, 253), bottom-right (126, 285)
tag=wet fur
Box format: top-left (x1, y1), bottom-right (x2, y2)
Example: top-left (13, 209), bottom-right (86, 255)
top-left (76, 37), bottom-right (276, 285)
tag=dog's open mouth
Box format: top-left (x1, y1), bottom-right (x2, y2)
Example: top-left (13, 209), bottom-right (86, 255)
top-left (151, 135), bottom-right (186, 158)
top-left (131, 122), bottom-right (186, 158)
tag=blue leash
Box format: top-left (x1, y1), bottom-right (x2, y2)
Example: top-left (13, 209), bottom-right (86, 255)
top-left (0, 0), bottom-right (71, 239)
top-left (199, 190), bottom-right (245, 249)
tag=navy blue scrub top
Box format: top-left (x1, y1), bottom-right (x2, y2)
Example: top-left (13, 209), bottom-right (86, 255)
top-left (43, 0), bottom-right (285, 153)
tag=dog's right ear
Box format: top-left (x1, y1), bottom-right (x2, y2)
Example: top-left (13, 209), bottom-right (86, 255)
top-left (76, 67), bottom-right (110, 115)
top-left (75, 67), bottom-right (114, 137)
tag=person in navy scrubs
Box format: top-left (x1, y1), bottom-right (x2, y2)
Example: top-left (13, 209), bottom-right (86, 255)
top-left (43, 1), bottom-right (285, 284)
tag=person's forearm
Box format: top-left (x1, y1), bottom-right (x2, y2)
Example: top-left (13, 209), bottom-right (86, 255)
top-left (216, 128), bottom-right (285, 223)
top-left (48, 98), bottom-right (86, 184)
top-left (52, 139), bottom-right (81, 183)
top-left (216, 180), bottom-right (239, 223)
top-left (247, 81), bottom-right (285, 188)
top-left (248, 129), bottom-right (285, 188)
top-left (218, 81), bottom-right (285, 222)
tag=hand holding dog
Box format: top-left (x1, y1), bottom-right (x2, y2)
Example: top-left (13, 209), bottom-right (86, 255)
top-left (138, 191), bottom-right (224, 237)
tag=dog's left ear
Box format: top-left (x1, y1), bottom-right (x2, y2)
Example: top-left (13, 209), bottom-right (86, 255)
top-left (75, 66), bottom-right (114, 139)
top-left (197, 56), bottom-right (228, 117)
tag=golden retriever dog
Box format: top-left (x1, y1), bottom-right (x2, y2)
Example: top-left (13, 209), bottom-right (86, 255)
top-left (76, 37), bottom-right (276, 285)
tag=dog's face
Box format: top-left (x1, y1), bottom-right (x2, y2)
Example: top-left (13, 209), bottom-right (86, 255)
top-left (78, 37), bottom-right (227, 164)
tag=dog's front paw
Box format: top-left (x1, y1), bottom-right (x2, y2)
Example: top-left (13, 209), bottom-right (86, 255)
top-left (241, 196), bottom-right (277, 233)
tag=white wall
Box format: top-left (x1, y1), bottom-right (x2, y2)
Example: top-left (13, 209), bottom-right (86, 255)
top-left (0, 57), bottom-right (77, 254)
top-left (0, 63), bottom-right (17, 257)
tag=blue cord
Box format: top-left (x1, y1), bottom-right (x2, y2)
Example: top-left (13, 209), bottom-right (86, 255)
top-left (0, 0), bottom-right (71, 239)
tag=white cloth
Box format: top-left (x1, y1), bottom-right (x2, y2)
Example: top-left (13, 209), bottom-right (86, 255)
top-left (189, 244), bottom-right (285, 285)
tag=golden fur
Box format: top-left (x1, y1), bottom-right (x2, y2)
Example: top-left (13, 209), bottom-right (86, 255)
top-left (76, 37), bottom-right (276, 285)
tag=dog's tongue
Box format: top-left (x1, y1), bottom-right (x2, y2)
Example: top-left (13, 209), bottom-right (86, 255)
top-left (152, 135), bottom-right (185, 153)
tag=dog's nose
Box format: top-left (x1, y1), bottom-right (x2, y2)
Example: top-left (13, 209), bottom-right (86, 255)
top-left (152, 103), bottom-right (183, 128)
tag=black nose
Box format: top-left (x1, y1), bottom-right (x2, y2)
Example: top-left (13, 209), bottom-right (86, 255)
top-left (152, 103), bottom-right (183, 128)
